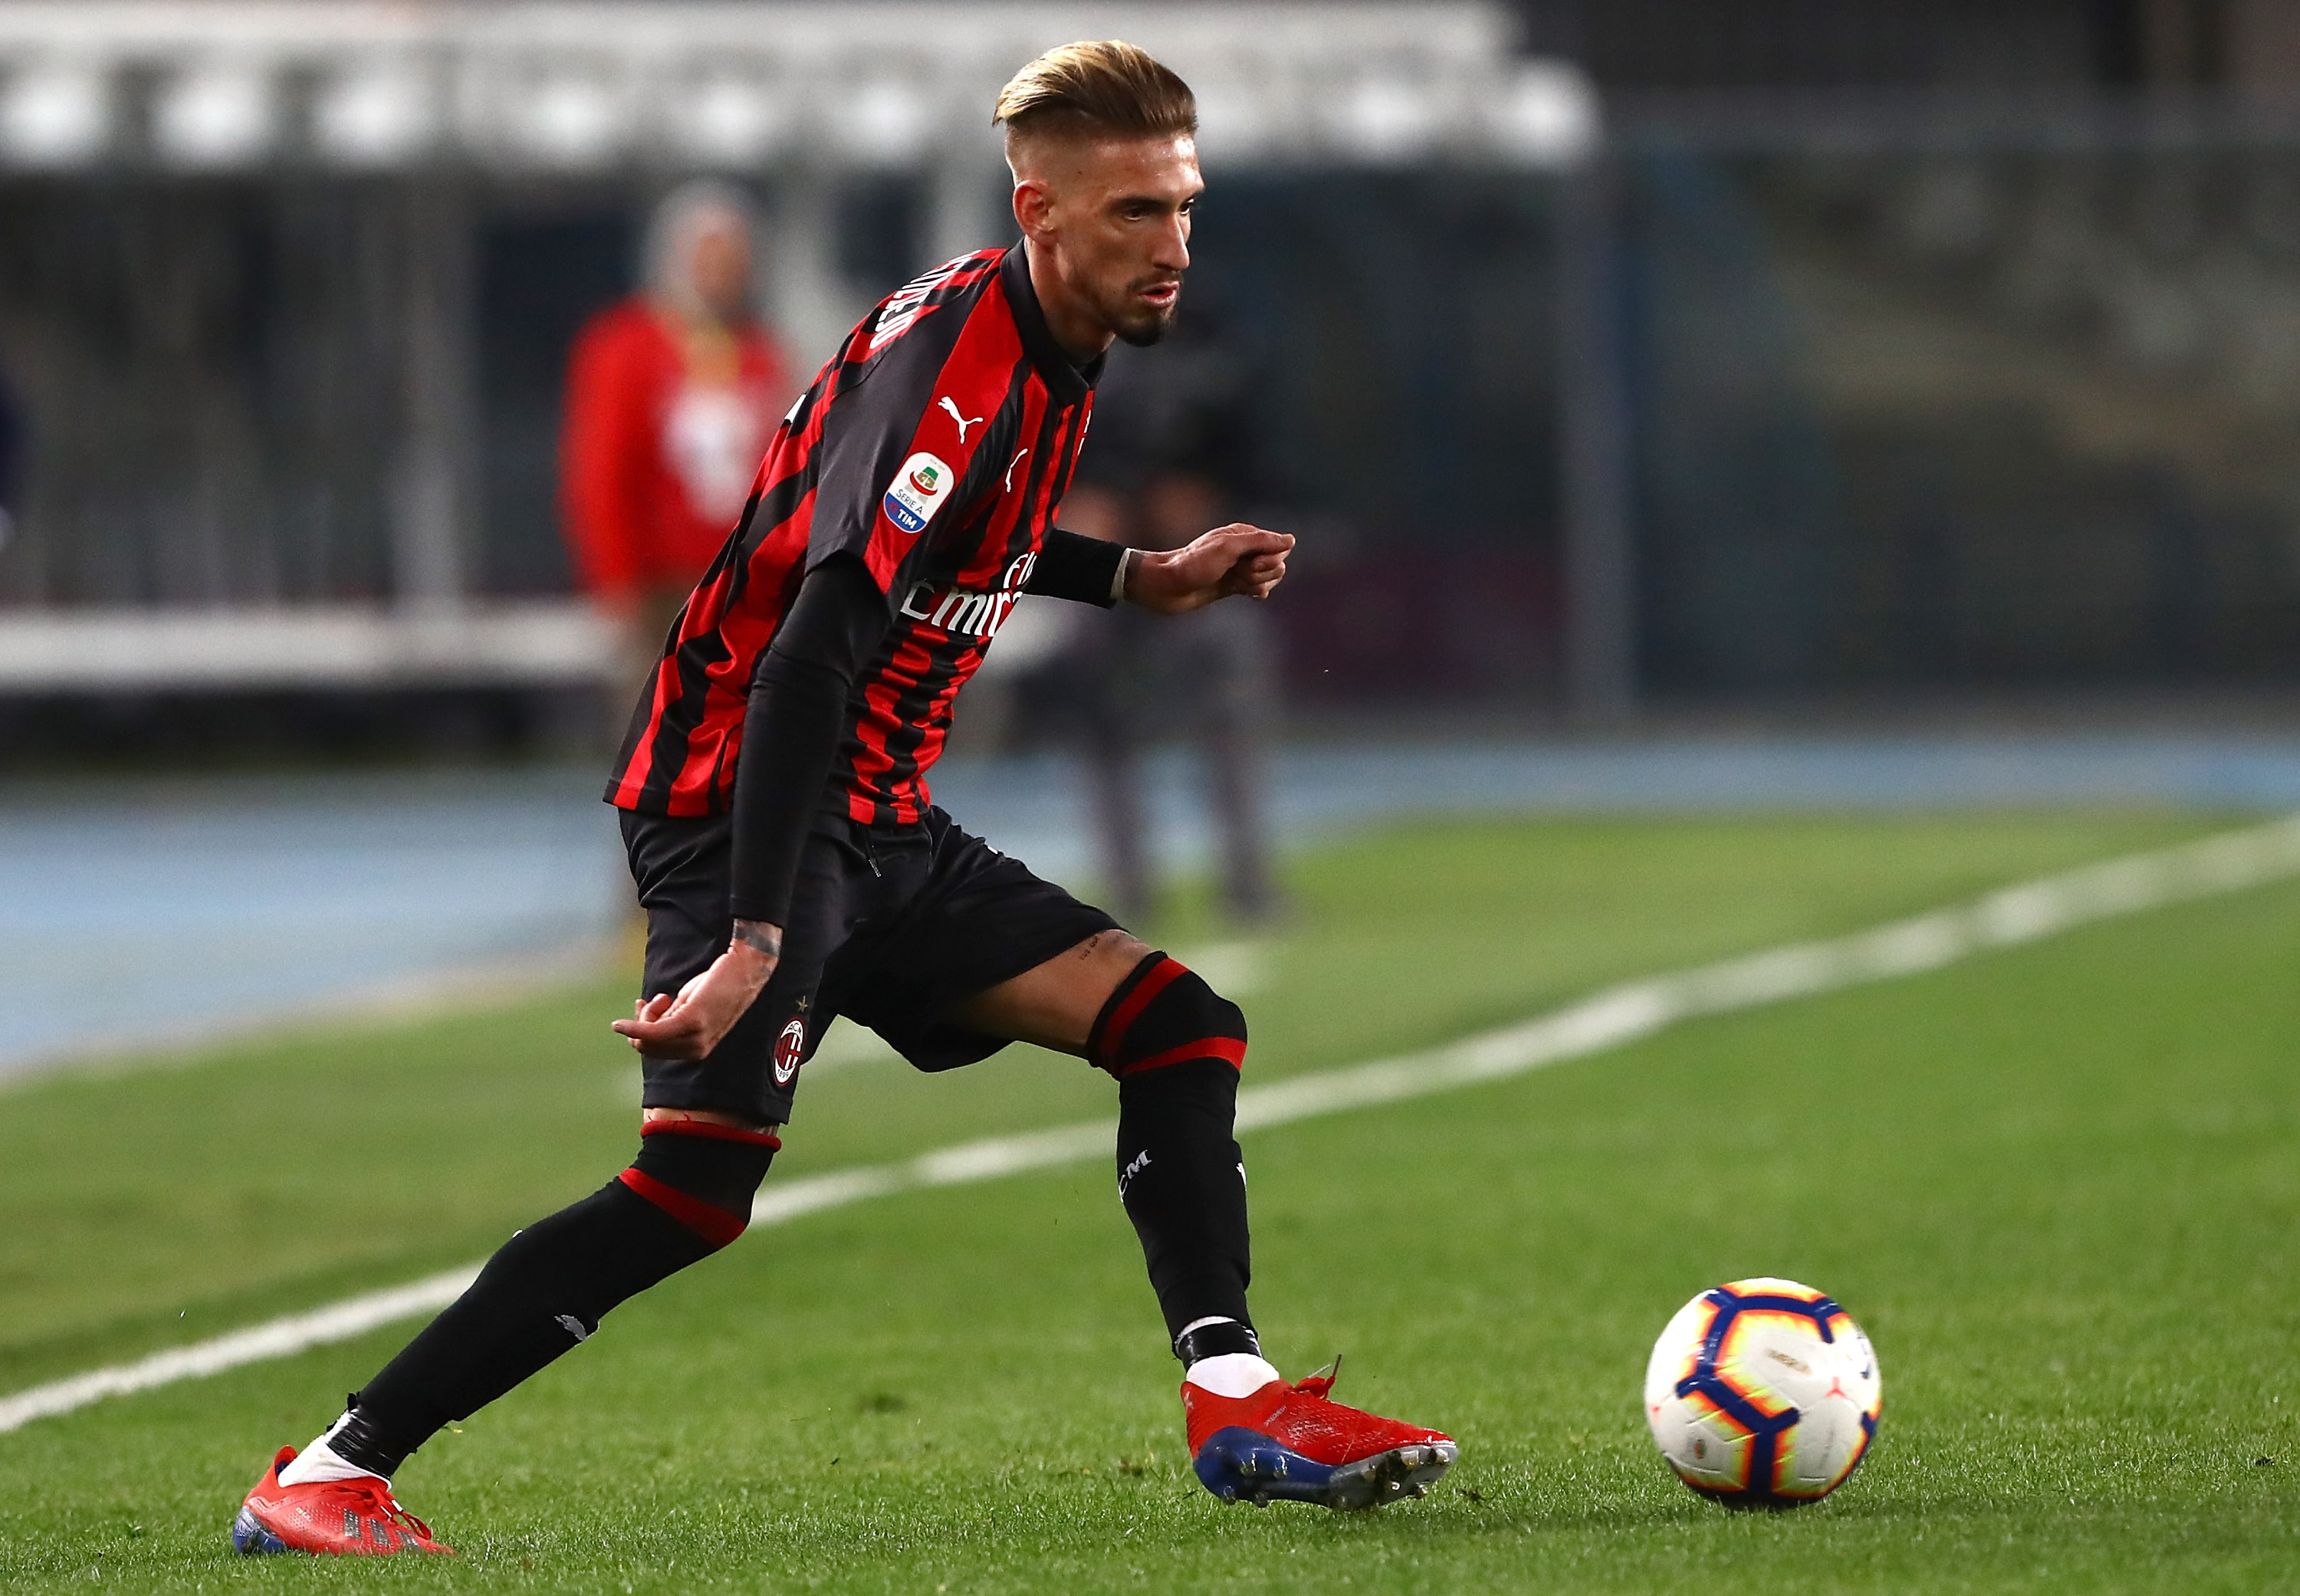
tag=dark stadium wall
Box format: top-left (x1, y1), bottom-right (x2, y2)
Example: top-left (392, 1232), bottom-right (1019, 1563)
top-left (1178, 175), bottom-right (1564, 708)
top-left (475, 200), bottom-right (638, 599)
top-left (1615, 136), bottom-right (2300, 697)
top-left (1512, 0), bottom-right (2300, 97)
top-left (1497, 0), bottom-right (2300, 699)
top-left (0, 177), bottom-right (406, 609)
top-left (1516, 0), bottom-right (2147, 93)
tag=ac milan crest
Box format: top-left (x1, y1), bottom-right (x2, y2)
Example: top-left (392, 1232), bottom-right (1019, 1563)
top-left (773, 1017), bottom-right (807, 1088)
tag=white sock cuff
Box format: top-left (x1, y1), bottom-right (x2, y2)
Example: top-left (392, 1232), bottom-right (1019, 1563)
top-left (275, 1430), bottom-right (385, 1488)
top-left (1183, 1351), bottom-right (1282, 1400)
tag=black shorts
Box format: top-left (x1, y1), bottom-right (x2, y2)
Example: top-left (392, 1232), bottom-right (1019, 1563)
top-left (619, 806), bottom-right (1121, 1125)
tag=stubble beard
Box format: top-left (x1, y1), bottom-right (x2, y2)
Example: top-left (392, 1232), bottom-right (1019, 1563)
top-left (1105, 278), bottom-right (1181, 348)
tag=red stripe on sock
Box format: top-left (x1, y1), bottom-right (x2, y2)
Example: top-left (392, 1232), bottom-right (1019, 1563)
top-left (617, 1167), bottom-right (748, 1246)
top-left (1096, 957), bottom-right (1188, 1069)
top-left (1115, 1036), bottom-right (1247, 1077)
top-left (639, 1119), bottom-right (783, 1149)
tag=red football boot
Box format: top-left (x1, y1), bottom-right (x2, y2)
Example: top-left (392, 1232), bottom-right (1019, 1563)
top-left (231, 1447), bottom-right (452, 1556)
top-left (1183, 1358), bottom-right (1458, 1509)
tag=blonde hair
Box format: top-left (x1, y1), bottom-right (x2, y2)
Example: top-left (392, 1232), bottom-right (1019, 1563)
top-left (994, 41), bottom-right (1197, 147)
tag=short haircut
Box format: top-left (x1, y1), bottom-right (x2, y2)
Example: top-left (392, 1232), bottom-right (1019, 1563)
top-left (994, 40), bottom-right (1197, 150)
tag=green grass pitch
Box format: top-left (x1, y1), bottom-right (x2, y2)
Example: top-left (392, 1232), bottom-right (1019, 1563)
top-left (0, 813), bottom-right (2294, 1593)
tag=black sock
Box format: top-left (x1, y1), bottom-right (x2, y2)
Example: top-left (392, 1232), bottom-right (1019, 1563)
top-left (1173, 1318), bottom-right (1262, 1365)
top-left (332, 1126), bottom-right (776, 1476)
top-left (1094, 953), bottom-right (1256, 1348)
top-left (1116, 1057), bottom-right (1254, 1345)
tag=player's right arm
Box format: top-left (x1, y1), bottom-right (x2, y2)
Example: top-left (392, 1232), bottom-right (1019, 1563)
top-left (611, 554), bottom-right (889, 1060)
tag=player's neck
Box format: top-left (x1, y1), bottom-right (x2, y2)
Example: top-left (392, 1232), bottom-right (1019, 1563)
top-left (1022, 238), bottom-right (1115, 365)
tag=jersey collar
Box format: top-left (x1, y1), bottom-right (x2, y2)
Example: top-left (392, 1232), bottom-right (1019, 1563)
top-left (999, 244), bottom-right (1103, 406)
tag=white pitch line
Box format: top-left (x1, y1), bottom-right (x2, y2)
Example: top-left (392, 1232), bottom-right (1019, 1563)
top-left (0, 1267), bottom-right (484, 1436)
top-left (8, 813), bottom-right (2300, 1437)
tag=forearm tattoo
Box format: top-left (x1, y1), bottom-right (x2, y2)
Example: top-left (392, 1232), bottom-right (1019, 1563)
top-left (731, 920), bottom-right (782, 961)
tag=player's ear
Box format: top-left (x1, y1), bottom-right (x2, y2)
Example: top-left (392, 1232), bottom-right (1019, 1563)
top-left (1013, 176), bottom-right (1057, 241)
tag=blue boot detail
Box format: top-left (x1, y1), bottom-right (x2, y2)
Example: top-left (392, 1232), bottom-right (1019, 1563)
top-left (231, 1505), bottom-right (290, 1555)
top-left (1191, 1426), bottom-right (1341, 1505)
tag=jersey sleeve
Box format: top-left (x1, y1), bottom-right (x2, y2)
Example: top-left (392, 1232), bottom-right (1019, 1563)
top-left (803, 294), bottom-right (1019, 603)
top-left (727, 554), bottom-right (890, 925)
top-left (1026, 527), bottom-right (1126, 607)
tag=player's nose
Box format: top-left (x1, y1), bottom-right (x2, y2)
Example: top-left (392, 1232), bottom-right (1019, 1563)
top-left (1155, 213), bottom-right (1191, 271)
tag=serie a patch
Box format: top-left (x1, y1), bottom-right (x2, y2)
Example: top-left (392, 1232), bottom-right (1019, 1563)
top-left (883, 452), bottom-right (955, 534)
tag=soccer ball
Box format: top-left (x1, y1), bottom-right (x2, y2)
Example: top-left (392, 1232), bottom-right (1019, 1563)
top-left (1643, 1277), bottom-right (1881, 1509)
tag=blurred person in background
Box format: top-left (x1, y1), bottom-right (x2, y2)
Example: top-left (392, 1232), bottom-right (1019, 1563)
top-left (0, 357), bottom-right (23, 554)
top-left (560, 181), bottom-right (795, 694)
top-left (1047, 307), bottom-right (1280, 925)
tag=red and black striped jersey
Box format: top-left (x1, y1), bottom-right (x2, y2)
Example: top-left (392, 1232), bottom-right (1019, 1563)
top-left (606, 245), bottom-right (1099, 823)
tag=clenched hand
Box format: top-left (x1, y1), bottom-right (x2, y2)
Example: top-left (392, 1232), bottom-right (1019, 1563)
top-left (610, 928), bottom-right (779, 1059)
top-left (1127, 524), bottom-right (1293, 615)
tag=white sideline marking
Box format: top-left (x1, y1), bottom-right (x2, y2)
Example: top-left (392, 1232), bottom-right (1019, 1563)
top-left (0, 1268), bottom-right (482, 1436)
top-left (7, 815), bottom-right (2300, 1437)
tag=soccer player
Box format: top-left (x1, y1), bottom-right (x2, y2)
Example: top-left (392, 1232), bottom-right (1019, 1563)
top-left (233, 41), bottom-right (1455, 1558)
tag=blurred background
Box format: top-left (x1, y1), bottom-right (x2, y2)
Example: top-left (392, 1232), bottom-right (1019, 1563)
top-left (11, 0), bottom-right (2300, 1075)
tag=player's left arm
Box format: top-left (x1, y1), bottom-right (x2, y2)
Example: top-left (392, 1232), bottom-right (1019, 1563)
top-left (1024, 524), bottom-right (1292, 612)
top-left (1122, 524), bottom-right (1293, 614)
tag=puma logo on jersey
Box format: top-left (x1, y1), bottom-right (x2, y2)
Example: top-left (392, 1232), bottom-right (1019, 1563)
top-left (938, 396), bottom-right (984, 442)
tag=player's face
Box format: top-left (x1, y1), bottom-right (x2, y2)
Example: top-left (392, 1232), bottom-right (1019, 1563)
top-left (1023, 133), bottom-right (1203, 350)
top-left (688, 221), bottom-right (752, 326)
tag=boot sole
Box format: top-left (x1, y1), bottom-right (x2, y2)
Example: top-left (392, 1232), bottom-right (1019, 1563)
top-left (1194, 1427), bottom-right (1458, 1510)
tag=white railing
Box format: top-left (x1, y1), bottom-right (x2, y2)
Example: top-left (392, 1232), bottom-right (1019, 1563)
top-left (0, 2), bottom-right (1598, 173)
top-left (0, 603), bottom-right (622, 691)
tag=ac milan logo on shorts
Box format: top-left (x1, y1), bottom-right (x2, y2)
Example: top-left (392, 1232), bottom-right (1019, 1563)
top-left (773, 1017), bottom-right (807, 1088)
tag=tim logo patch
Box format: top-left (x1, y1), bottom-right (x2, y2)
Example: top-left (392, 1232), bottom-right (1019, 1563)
top-left (883, 452), bottom-right (956, 534)
top-left (773, 1017), bottom-right (807, 1088)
